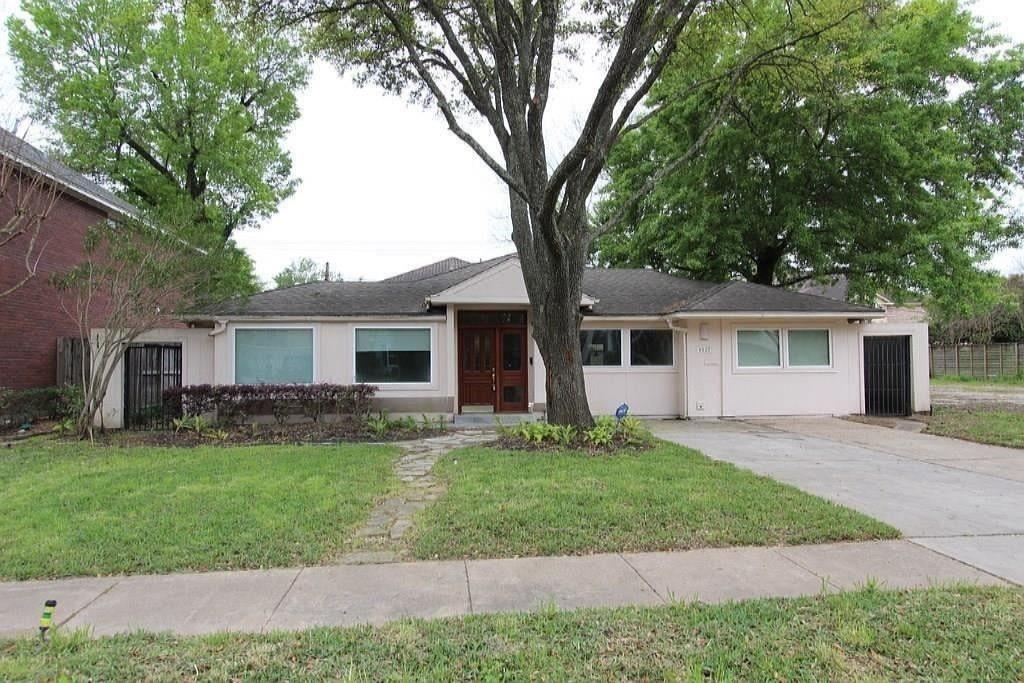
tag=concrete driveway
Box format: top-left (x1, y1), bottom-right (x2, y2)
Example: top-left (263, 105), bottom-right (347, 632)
top-left (649, 417), bottom-right (1024, 585)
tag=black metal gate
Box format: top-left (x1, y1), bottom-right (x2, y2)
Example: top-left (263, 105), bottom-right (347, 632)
top-left (864, 336), bottom-right (912, 416)
top-left (123, 343), bottom-right (182, 429)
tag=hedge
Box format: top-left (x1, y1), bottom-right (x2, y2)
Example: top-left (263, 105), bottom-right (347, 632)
top-left (0, 386), bottom-right (74, 429)
top-left (163, 383), bottom-right (378, 425)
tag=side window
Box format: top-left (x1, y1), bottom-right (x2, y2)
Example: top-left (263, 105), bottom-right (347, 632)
top-left (235, 328), bottom-right (314, 384)
top-left (736, 329), bottom-right (781, 367)
top-left (630, 329), bottom-right (673, 366)
top-left (355, 329), bottom-right (431, 383)
top-left (788, 329), bottom-right (830, 366)
top-left (580, 329), bottom-right (622, 366)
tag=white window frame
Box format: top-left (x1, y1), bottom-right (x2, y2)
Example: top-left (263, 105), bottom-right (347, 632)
top-left (353, 325), bottom-right (435, 387)
top-left (733, 326), bottom-right (834, 373)
top-left (231, 324), bottom-right (317, 385)
top-left (628, 328), bottom-right (675, 368)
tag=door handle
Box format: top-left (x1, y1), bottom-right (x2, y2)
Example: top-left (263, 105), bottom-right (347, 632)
top-left (492, 367), bottom-right (496, 392)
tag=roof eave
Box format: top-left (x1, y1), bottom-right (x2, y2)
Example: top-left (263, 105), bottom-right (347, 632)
top-left (666, 310), bottom-right (885, 319)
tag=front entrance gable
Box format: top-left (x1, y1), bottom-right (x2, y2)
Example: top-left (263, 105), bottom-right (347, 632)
top-left (428, 258), bottom-right (595, 306)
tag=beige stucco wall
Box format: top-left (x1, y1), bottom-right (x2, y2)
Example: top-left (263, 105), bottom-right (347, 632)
top-left (212, 320), bottom-right (452, 413)
top-left (97, 327), bottom-right (215, 429)
top-left (575, 319), bottom-right (682, 417)
top-left (720, 319), bottom-right (863, 417)
top-left (861, 321), bottom-right (931, 413)
top-left (97, 309), bottom-right (930, 426)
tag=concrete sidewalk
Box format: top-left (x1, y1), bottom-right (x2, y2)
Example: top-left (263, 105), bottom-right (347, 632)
top-left (648, 417), bottom-right (1024, 587)
top-left (0, 539), bottom-right (1006, 638)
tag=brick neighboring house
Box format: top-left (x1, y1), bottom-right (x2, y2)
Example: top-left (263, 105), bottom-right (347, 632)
top-left (0, 128), bottom-right (136, 390)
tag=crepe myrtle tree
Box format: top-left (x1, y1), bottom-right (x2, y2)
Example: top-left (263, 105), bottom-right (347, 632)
top-left (255, 0), bottom-right (864, 425)
top-left (52, 215), bottom-right (225, 440)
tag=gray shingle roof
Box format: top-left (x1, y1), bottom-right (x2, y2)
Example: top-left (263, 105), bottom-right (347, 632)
top-left (203, 254), bottom-right (516, 317)
top-left (669, 280), bottom-right (880, 315)
top-left (0, 127), bottom-right (137, 217)
top-left (198, 256), bottom-right (881, 318)
top-left (383, 257), bottom-right (470, 282)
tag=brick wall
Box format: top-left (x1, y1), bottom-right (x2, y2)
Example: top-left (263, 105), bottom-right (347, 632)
top-left (0, 186), bottom-right (113, 389)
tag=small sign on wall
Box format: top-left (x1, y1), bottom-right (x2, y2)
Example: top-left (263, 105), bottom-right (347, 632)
top-left (696, 343), bottom-right (712, 354)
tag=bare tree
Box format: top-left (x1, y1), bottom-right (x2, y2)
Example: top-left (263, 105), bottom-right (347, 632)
top-left (0, 127), bottom-right (60, 298)
top-left (53, 219), bottom-right (206, 439)
top-left (258, 0), bottom-right (867, 425)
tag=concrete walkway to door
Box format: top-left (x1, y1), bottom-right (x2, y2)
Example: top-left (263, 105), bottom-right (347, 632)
top-left (649, 417), bottom-right (1024, 586)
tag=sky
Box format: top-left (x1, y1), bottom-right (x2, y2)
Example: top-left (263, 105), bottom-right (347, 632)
top-left (1, 0), bottom-right (1022, 283)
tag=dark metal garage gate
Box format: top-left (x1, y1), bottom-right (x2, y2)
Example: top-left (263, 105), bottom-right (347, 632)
top-left (123, 343), bottom-right (182, 428)
top-left (864, 335), bottom-right (912, 416)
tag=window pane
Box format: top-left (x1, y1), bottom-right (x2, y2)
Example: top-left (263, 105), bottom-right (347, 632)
top-left (356, 329), bottom-right (431, 383)
top-left (580, 329), bottom-right (622, 366)
top-left (789, 329), bottom-right (830, 366)
top-left (630, 329), bottom-right (673, 366)
top-left (235, 329), bottom-right (313, 384)
top-left (737, 330), bottom-right (780, 367)
top-left (502, 331), bottom-right (523, 371)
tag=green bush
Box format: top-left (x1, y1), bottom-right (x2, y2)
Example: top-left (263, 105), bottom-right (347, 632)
top-left (0, 386), bottom-right (76, 429)
top-left (498, 416), bottom-right (652, 452)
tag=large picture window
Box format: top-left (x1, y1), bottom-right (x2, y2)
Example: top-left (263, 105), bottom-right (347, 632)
top-left (630, 329), bottom-right (673, 366)
top-left (736, 329), bottom-right (781, 367)
top-left (788, 329), bottom-right (831, 366)
top-left (356, 328), bottom-right (431, 383)
top-left (580, 329), bottom-right (622, 366)
top-left (235, 328), bottom-right (314, 384)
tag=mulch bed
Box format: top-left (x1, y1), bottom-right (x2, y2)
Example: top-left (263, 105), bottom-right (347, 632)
top-left (85, 423), bottom-right (448, 448)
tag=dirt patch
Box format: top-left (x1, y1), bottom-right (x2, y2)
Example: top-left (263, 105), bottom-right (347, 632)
top-left (931, 383), bottom-right (1024, 412)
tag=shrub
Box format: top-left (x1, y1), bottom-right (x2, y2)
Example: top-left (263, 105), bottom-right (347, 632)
top-left (584, 416), bottom-right (617, 447)
top-left (163, 383), bottom-right (378, 426)
top-left (0, 386), bottom-right (75, 429)
top-left (498, 416), bottom-right (652, 452)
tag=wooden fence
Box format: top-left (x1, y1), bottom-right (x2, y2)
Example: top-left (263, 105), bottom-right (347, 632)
top-left (56, 336), bottom-right (89, 387)
top-left (929, 343), bottom-right (1024, 378)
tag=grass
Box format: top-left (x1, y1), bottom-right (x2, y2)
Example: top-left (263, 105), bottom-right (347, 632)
top-left (926, 407), bottom-right (1024, 449)
top-left (410, 443), bottom-right (898, 560)
top-left (931, 374), bottom-right (1024, 387)
top-left (0, 439), bottom-right (397, 580)
top-left (2, 586), bottom-right (1022, 680)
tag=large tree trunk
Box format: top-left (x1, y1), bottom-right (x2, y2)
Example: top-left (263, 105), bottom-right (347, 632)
top-left (514, 206), bottom-right (595, 427)
top-left (530, 269), bottom-right (593, 427)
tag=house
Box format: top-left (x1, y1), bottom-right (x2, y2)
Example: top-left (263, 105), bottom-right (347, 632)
top-left (0, 128), bottom-right (135, 389)
top-left (97, 254), bottom-right (930, 427)
top-left (797, 276), bottom-right (928, 325)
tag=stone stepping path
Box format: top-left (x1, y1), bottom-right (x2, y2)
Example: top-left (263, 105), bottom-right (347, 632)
top-left (340, 430), bottom-right (494, 564)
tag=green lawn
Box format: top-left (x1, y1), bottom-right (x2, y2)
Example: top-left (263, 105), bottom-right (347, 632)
top-left (2, 587), bottom-right (1021, 680)
top-left (926, 408), bottom-right (1024, 448)
top-left (410, 443), bottom-right (898, 560)
top-left (0, 439), bottom-right (397, 580)
top-left (931, 374), bottom-right (1024, 387)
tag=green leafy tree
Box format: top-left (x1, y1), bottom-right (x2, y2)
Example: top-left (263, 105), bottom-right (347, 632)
top-left (255, 0), bottom-right (859, 425)
top-left (595, 0), bottom-right (1024, 307)
top-left (8, 0), bottom-right (309, 255)
top-left (273, 257), bottom-right (340, 289)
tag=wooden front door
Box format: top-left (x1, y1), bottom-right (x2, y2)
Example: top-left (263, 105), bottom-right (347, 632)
top-left (458, 311), bottom-right (529, 413)
top-left (459, 327), bottom-right (496, 410)
top-left (497, 327), bottom-right (528, 411)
